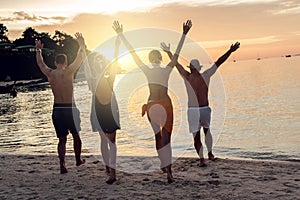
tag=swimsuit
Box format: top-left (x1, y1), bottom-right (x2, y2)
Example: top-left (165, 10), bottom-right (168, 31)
top-left (142, 98), bottom-right (173, 133)
top-left (93, 94), bottom-right (120, 134)
top-left (52, 103), bottom-right (81, 138)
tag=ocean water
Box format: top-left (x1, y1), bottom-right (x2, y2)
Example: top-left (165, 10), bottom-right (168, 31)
top-left (0, 57), bottom-right (299, 163)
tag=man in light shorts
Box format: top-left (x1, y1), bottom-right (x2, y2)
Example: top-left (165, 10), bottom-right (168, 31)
top-left (161, 42), bottom-right (240, 166)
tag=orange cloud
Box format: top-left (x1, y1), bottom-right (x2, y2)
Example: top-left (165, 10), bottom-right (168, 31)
top-left (6, 2), bottom-right (300, 60)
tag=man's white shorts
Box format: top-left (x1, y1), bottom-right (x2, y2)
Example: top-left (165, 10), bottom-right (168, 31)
top-left (187, 106), bottom-right (211, 133)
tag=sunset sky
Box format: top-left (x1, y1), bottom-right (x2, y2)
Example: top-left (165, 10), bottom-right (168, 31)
top-left (1, 0), bottom-right (299, 60)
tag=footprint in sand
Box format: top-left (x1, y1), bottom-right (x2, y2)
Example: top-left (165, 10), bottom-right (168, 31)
top-left (92, 160), bottom-right (100, 164)
top-left (143, 163), bottom-right (152, 170)
top-left (256, 176), bottom-right (277, 181)
top-left (282, 182), bottom-right (299, 189)
top-left (209, 172), bottom-right (219, 178)
top-left (151, 180), bottom-right (165, 185)
top-left (15, 169), bottom-right (26, 172)
top-left (207, 180), bottom-right (220, 186)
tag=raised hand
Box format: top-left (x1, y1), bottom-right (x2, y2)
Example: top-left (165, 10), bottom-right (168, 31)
top-left (230, 42), bottom-right (240, 52)
top-left (35, 40), bottom-right (44, 49)
top-left (160, 42), bottom-right (170, 53)
top-left (75, 32), bottom-right (86, 49)
top-left (113, 21), bottom-right (123, 34)
top-left (183, 20), bottom-right (192, 35)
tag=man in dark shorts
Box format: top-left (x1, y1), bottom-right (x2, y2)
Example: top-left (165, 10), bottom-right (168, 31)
top-left (35, 33), bottom-right (86, 174)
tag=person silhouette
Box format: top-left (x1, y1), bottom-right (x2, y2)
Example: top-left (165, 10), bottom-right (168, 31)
top-left (35, 33), bottom-right (86, 174)
top-left (83, 36), bottom-right (121, 184)
top-left (8, 80), bottom-right (17, 98)
top-left (113, 20), bottom-right (192, 183)
top-left (161, 41), bottom-right (240, 167)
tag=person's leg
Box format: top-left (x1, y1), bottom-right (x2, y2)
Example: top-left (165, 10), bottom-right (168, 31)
top-left (148, 101), bottom-right (174, 183)
top-left (202, 107), bottom-right (216, 161)
top-left (105, 131), bottom-right (117, 184)
top-left (154, 130), bottom-right (166, 173)
top-left (52, 107), bottom-right (69, 173)
top-left (192, 131), bottom-right (201, 155)
top-left (99, 132), bottom-right (110, 175)
top-left (72, 133), bottom-right (85, 166)
top-left (193, 131), bottom-right (206, 167)
top-left (203, 128), bottom-right (216, 160)
top-left (148, 114), bottom-right (166, 169)
top-left (188, 107), bottom-right (204, 165)
top-left (155, 131), bottom-right (172, 179)
top-left (155, 129), bottom-right (172, 164)
top-left (66, 106), bottom-right (84, 166)
top-left (160, 128), bottom-right (174, 183)
top-left (58, 136), bottom-right (68, 173)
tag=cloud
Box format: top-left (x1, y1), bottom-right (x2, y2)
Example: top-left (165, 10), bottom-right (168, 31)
top-left (0, 11), bottom-right (67, 23)
top-left (274, 6), bottom-right (300, 15)
top-left (13, 11), bottom-right (40, 21)
top-left (267, 0), bottom-right (300, 14)
top-left (3, 1), bottom-right (300, 59)
top-left (201, 35), bottom-right (281, 49)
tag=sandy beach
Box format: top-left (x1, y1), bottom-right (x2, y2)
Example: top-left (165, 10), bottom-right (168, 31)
top-left (0, 154), bottom-right (299, 200)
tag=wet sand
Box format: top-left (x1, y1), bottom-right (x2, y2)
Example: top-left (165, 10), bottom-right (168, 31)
top-left (0, 154), bottom-right (299, 199)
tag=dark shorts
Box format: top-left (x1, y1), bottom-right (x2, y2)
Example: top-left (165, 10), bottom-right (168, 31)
top-left (94, 97), bottom-right (120, 134)
top-left (52, 103), bottom-right (81, 138)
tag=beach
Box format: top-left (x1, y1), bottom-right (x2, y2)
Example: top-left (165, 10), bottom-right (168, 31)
top-left (0, 57), bottom-right (299, 199)
top-left (1, 0), bottom-right (300, 198)
top-left (0, 154), bottom-right (299, 199)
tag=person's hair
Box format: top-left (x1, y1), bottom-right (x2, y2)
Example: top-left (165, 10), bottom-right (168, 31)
top-left (148, 50), bottom-right (162, 63)
top-left (55, 54), bottom-right (67, 64)
top-left (88, 52), bottom-right (109, 73)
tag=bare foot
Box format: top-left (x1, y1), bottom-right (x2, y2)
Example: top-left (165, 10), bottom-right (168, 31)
top-left (76, 159), bottom-right (86, 166)
top-left (199, 158), bottom-right (207, 167)
top-left (166, 166), bottom-right (174, 183)
top-left (208, 152), bottom-right (217, 161)
top-left (161, 167), bottom-right (167, 173)
top-left (60, 165), bottom-right (68, 174)
top-left (106, 168), bottom-right (117, 184)
top-left (167, 172), bottom-right (174, 183)
top-left (106, 175), bottom-right (117, 184)
top-left (105, 166), bottom-right (111, 176)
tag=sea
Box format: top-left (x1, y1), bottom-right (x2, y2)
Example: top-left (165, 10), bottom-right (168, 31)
top-left (0, 56), bottom-right (299, 164)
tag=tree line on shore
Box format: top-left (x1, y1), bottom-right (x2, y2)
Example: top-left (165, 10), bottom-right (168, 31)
top-left (0, 24), bottom-right (83, 82)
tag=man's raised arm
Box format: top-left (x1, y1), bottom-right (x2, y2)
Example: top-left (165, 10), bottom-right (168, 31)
top-left (161, 42), bottom-right (190, 79)
top-left (68, 32), bottom-right (87, 73)
top-left (112, 21), bottom-right (145, 67)
top-left (204, 42), bottom-right (240, 77)
top-left (167, 20), bottom-right (192, 67)
top-left (215, 42), bottom-right (240, 67)
top-left (35, 40), bottom-right (52, 77)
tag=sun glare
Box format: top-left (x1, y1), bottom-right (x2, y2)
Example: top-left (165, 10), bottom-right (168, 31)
top-left (74, 0), bottom-right (155, 14)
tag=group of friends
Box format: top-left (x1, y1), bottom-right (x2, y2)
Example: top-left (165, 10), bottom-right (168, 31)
top-left (35, 20), bottom-right (240, 184)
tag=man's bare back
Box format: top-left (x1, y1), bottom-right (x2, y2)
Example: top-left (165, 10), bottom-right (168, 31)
top-left (35, 32), bottom-right (86, 104)
top-left (185, 72), bottom-right (209, 107)
top-left (48, 68), bottom-right (75, 104)
top-left (161, 42), bottom-right (240, 107)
